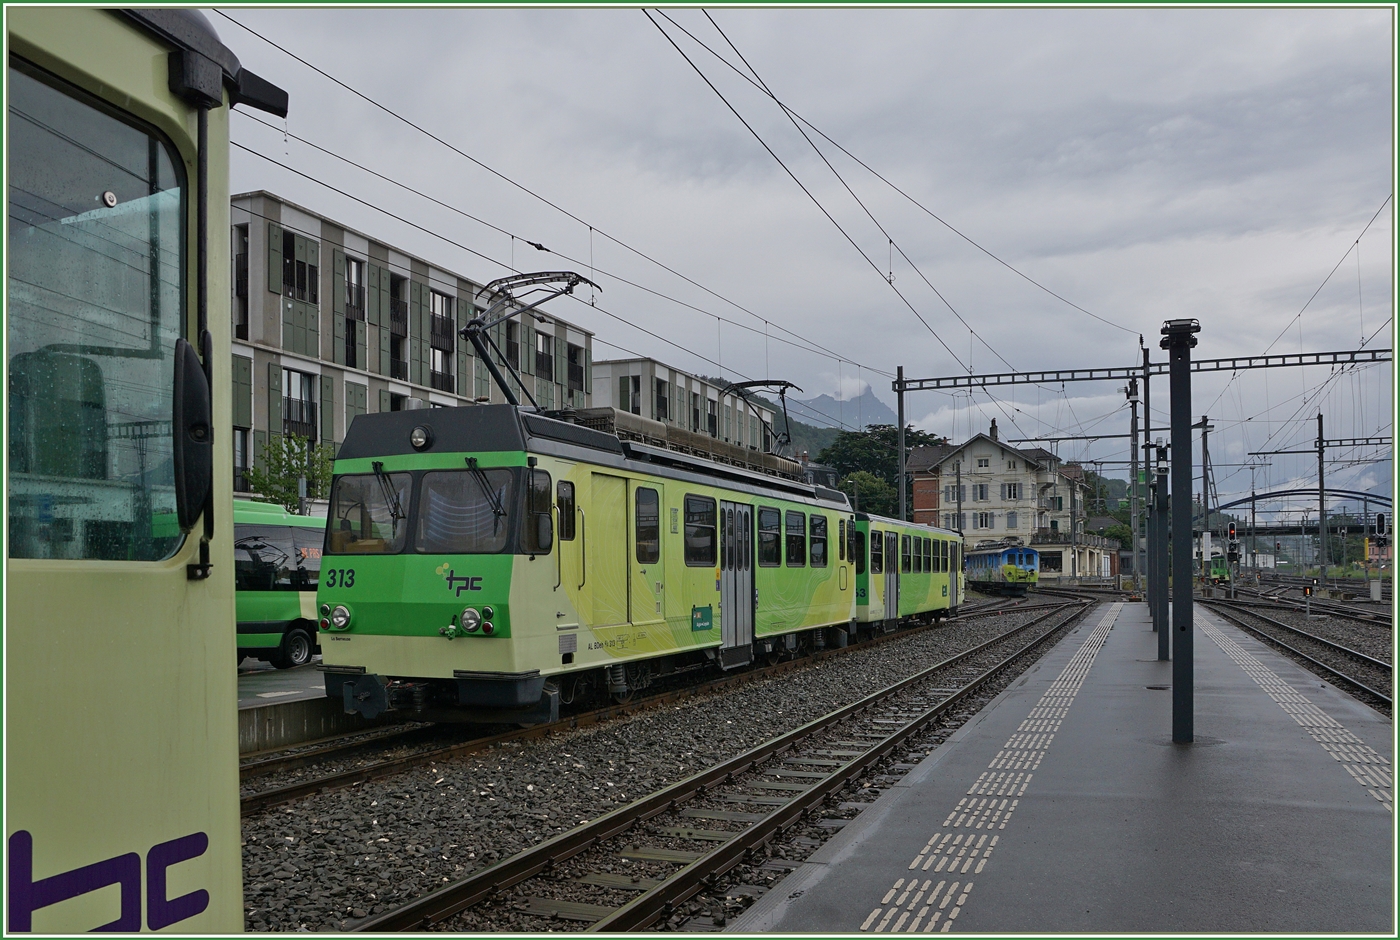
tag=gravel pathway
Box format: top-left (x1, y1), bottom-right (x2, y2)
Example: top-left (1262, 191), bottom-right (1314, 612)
top-left (242, 606), bottom-right (1065, 931)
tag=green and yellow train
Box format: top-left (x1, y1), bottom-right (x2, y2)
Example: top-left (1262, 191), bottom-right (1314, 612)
top-left (235, 499), bottom-right (325, 668)
top-left (6, 9), bottom-right (286, 932)
top-left (852, 514), bottom-right (963, 625)
top-left (318, 406), bottom-right (965, 723)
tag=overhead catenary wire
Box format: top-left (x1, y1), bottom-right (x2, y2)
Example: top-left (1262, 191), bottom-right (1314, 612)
top-left (213, 10), bottom-right (885, 384)
top-left (228, 144), bottom-right (868, 433)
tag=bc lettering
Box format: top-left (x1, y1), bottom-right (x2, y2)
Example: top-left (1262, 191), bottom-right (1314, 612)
top-left (8, 830), bottom-right (209, 932)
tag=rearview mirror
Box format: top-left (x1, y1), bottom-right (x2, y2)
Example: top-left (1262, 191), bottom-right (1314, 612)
top-left (535, 513), bottom-right (554, 554)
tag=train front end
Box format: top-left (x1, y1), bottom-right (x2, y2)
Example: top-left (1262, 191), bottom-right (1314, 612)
top-left (319, 406), bottom-right (560, 724)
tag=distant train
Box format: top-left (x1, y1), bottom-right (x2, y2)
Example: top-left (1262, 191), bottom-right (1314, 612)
top-left (965, 538), bottom-right (1039, 596)
top-left (316, 404), bottom-right (966, 724)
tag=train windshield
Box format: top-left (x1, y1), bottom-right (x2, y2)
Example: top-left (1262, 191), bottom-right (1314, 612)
top-left (416, 469), bottom-right (514, 554)
top-left (327, 471), bottom-right (413, 554)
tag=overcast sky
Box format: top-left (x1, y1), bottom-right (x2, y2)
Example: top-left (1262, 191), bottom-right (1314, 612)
top-left (219, 6), bottom-right (1393, 516)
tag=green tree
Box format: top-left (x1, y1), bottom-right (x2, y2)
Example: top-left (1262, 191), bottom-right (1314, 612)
top-left (840, 471), bottom-right (897, 517)
top-left (816, 424), bottom-right (945, 488)
top-left (245, 434), bottom-right (335, 514)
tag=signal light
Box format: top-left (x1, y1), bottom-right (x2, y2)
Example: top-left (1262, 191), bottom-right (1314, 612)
top-left (1378, 513), bottom-right (1387, 536)
top-left (1303, 585), bottom-right (1313, 597)
top-left (1227, 522), bottom-right (1236, 541)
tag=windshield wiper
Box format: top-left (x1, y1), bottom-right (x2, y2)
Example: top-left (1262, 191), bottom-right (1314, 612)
top-left (466, 457), bottom-right (508, 532)
top-left (371, 460), bottom-right (405, 524)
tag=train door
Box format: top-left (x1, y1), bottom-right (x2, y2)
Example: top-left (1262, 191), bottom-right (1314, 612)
top-left (630, 483), bottom-right (665, 629)
top-left (884, 531), bottom-right (900, 622)
top-left (719, 501), bottom-right (754, 668)
top-left (589, 473), bottom-right (629, 626)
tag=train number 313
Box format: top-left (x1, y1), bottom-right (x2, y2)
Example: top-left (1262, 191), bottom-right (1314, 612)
top-left (324, 568), bottom-right (356, 588)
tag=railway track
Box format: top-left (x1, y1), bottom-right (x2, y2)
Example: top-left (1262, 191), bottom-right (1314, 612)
top-left (347, 598), bottom-right (1091, 932)
top-left (1220, 589), bottom-right (1391, 627)
top-left (240, 597), bottom-right (1049, 815)
top-left (1201, 599), bottom-right (1391, 710)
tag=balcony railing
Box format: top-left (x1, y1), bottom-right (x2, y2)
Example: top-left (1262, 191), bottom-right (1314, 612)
top-left (430, 314), bottom-right (455, 352)
top-left (282, 398), bottom-right (317, 440)
top-left (535, 351), bottom-right (553, 380)
top-left (568, 360), bottom-right (585, 391)
top-left (345, 283), bottom-right (366, 322)
top-left (430, 370), bottom-right (455, 393)
top-left (389, 298), bottom-right (408, 337)
top-left (390, 358), bottom-right (408, 381)
top-left (235, 252), bottom-right (248, 298)
top-left (233, 467), bottom-right (251, 493)
top-left (505, 339), bottom-right (520, 369)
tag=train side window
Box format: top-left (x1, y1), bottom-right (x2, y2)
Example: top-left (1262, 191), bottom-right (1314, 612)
top-left (684, 495), bottom-right (716, 566)
top-left (923, 538), bottom-right (932, 572)
top-left (869, 530), bottom-right (883, 574)
top-left (838, 519), bottom-right (845, 561)
top-left (556, 481), bottom-right (576, 540)
top-left (901, 534), bottom-right (912, 573)
top-left (855, 530), bottom-right (867, 575)
top-left (912, 537), bottom-right (922, 573)
top-left (940, 540), bottom-right (949, 572)
top-left (810, 515), bottom-right (828, 568)
top-left (636, 487), bottom-right (660, 564)
top-left (757, 508), bottom-right (781, 566)
top-left (8, 62), bottom-right (188, 562)
top-left (786, 511), bottom-right (806, 567)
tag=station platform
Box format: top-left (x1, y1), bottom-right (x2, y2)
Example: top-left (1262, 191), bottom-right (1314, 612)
top-left (236, 658), bottom-right (324, 710)
top-left (731, 601), bottom-right (1393, 934)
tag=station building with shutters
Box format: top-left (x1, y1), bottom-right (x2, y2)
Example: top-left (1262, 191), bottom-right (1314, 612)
top-left (228, 192), bottom-right (595, 490)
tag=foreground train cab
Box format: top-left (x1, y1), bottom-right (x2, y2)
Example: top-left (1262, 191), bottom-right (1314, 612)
top-left (853, 514), bottom-right (962, 626)
top-left (6, 9), bottom-right (285, 932)
top-left (966, 538), bottom-right (1040, 596)
top-left (318, 405), bottom-right (858, 723)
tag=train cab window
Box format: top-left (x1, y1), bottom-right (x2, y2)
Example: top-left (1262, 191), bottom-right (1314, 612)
top-left (330, 470), bottom-right (414, 554)
top-left (412, 468), bottom-right (510, 554)
top-left (556, 481), bottom-right (576, 540)
top-left (8, 62), bottom-right (188, 561)
top-left (525, 469), bottom-right (553, 553)
top-left (870, 530), bottom-right (883, 574)
top-left (855, 530), bottom-right (867, 575)
top-left (635, 487), bottom-right (660, 564)
top-left (786, 511), bottom-right (806, 566)
top-left (684, 495), bottom-right (716, 566)
top-left (810, 515), bottom-right (828, 568)
top-left (901, 535), bottom-right (912, 573)
top-left (757, 508), bottom-right (781, 566)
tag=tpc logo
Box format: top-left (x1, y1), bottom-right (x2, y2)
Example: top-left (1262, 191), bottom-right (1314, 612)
top-left (8, 829), bottom-right (209, 932)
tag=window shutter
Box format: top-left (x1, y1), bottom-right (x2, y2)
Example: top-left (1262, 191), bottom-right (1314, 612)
top-left (253, 430), bottom-right (267, 468)
top-left (584, 348), bottom-right (591, 395)
top-left (355, 321), bottom-right (367, 371)
top-left (232, 355), bottom-right (253, 427)
top-left (308, 301), bottom-right (320, 358)
top-left (378, 326), bottom-right (390, 375)
top-left (267, 222), bottom-right (282, 293)
top-left (345, 382), bottom-right (367, 432)
top-left (320, 374), bottom-right (335, 445)
top-left (379, 388), bottom-right (391, 413)
top-left (521, 323), bottom-right (534, 376)
top-left (555, 328), bottom-right (567, 385)
top-left (1000, 483), bottom-right (1006, 500)
top-left (333, 249), bottom-right (345, 316)
top-left (267, 363), bottom-right (282, 438)
top-left (365, 264), bottom-right (380, 326)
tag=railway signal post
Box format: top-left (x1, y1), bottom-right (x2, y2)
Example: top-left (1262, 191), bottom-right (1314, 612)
top-left (1162, 318), bottom-right (1199, 743)
top-left (1153, 442), bottom-right (1170, 661)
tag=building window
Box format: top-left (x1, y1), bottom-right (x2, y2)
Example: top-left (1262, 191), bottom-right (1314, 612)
top-left (707, 398), bottom-right (718, 437)
top-left (1004, 482), bottom-right (1021, 500)
top-left (345, 258), bottom-right (365, 320)
top-left (757, 507), bottom-right (781, 567)
top-left (282, 369), bottom-right (317, 439)
top-left (684, 495), bottom-right (717, 566)
top-left (388, 275), bottom-right (408, 379)
top-left (655, 379), bottom-right (669, 422)
top-left (618, 374), bottom-right (641, 415)
top-left (977, 457), bottom-right (989, 468)
top-left (692, 392), bottom-right (702, 432)
top-left (567, 343), bottom-right (585, 392)
top-left (233, 428), bottom-right (250, 492)
top-left (1008, 460), bottom-right (1017, 470)
top-left (234, 224), bottom-right (249, 339)
top-left (534, 329), bottom-right (553, 379)
top-left (975, 511), bottom-right (994, 529)
top-left (944, 484), bottom-right (966, 503)
top-left (504, 319), bottom-right (520, 368)
top-left (1006, 511), bottom-right (1018, 529)
top-left (785, 511), bottom-right (806, 566)
top-left (973, 484), bottom-right (989, 501)
top-left (430, 348), bottom-right (454, 392)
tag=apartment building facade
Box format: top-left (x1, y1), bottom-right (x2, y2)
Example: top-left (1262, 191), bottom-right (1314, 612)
top-left (591, 357), bottom-right (776, 453)
top-left (229, 192), bottom-right (593, 488)
top-left (910, 420), bottom-right (1117, 579)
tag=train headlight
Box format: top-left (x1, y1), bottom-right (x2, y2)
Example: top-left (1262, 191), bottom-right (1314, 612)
top-left (330, 605), bottom-right (352, 629)
top-left (461, 607), bottom-right (482, 632)
top-left (410, 425), bottom-right (433, 450)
